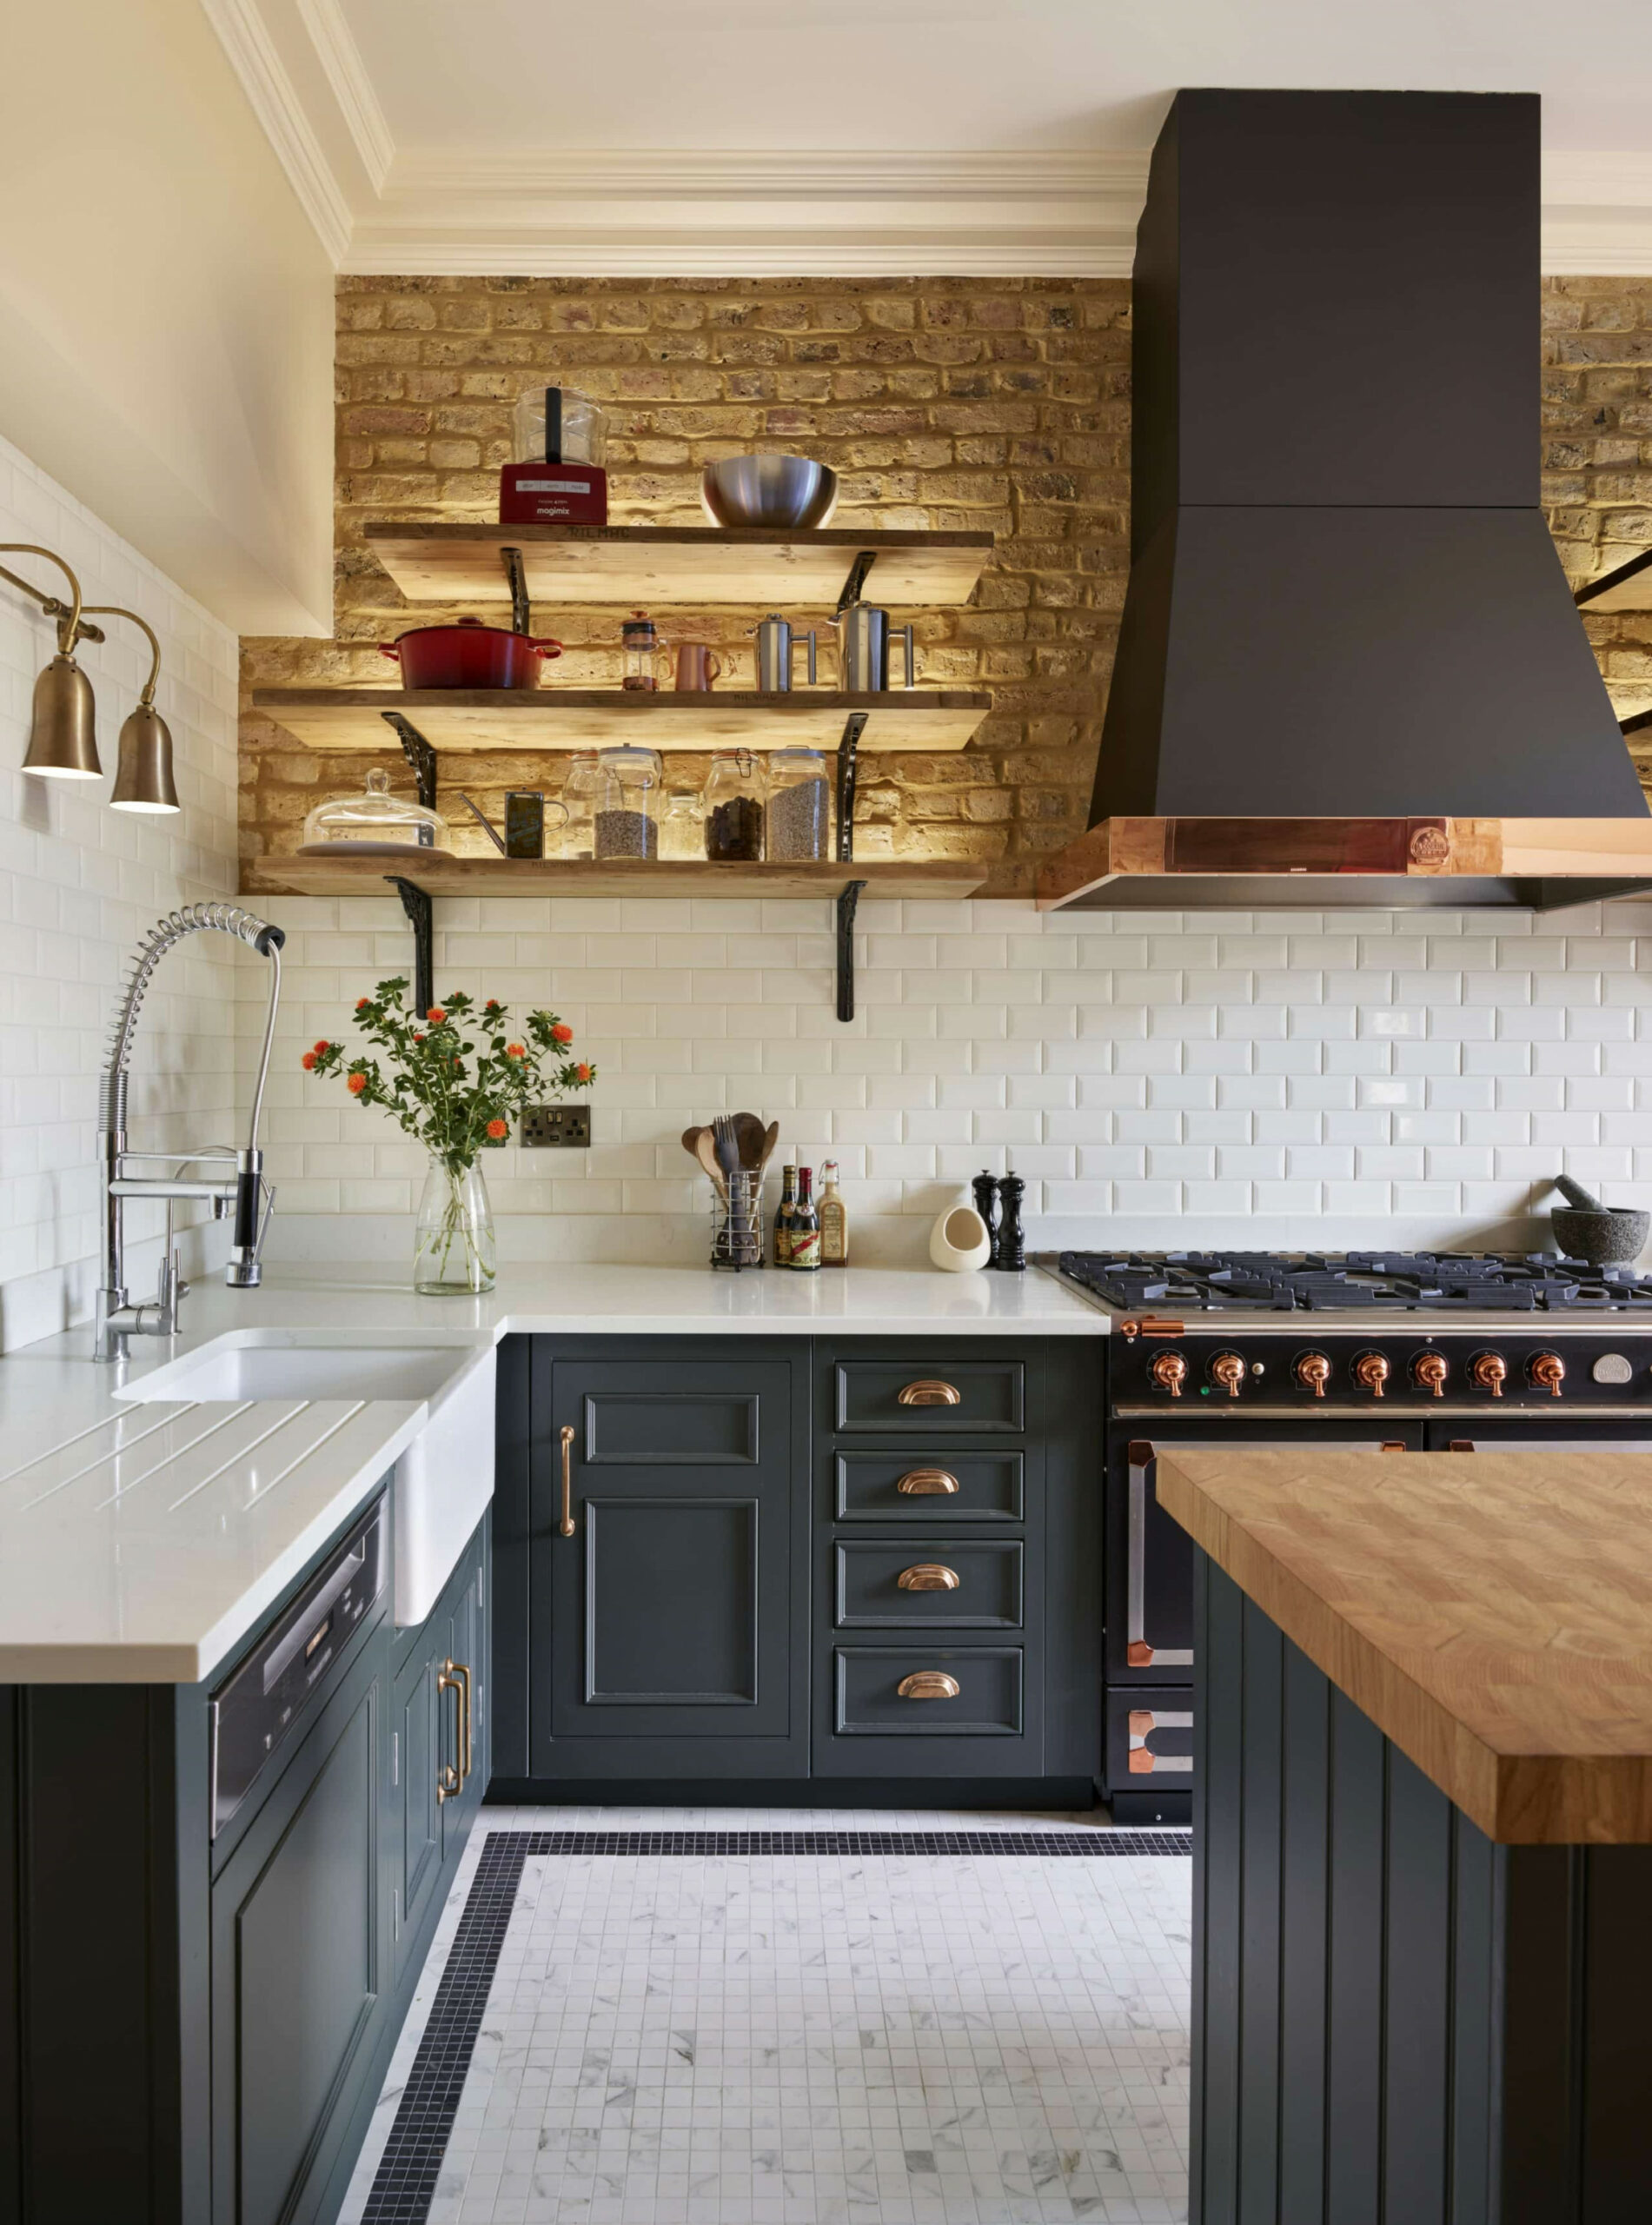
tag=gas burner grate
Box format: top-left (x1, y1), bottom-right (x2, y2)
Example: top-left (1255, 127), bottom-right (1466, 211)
top-left (1058, 1248), bottom-right (1652, 1314)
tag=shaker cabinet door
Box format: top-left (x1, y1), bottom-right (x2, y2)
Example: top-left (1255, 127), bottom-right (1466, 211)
top-left (527, 1351), bottom-right (808, 1777)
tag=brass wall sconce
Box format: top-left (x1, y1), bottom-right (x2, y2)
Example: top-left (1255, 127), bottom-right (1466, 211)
top-left (0, 542), bottom-right (179, 812)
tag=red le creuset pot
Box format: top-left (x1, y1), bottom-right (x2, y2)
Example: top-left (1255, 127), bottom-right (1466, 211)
top-left (381, 615), bottom-right (563, 689)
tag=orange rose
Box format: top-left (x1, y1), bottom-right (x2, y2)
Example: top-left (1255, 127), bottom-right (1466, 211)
top-left (551, 1022), bottom-right (573, 1044)
top-left (355, 997), bottom-right (370, 1010)
top-left (301, 1051), bottom-right (317, 1071)
top-left (487, 1118), bottom-right (508, 1140)
top-left (484, 999), bottom-right (501, 1013)
top-left (347, 1072), bottom-right (368, 1095)
top-left (506, 1042), bottom-right (526, 1059)
top-left (413, 1032), bottom-right (425, 1043)
top-left (575, 1062), bottom-right (592, 1083)
top-left (313, 1039), bottom-right (329, 1053)
top-left (428, 1006), bottom-right (447, 1024)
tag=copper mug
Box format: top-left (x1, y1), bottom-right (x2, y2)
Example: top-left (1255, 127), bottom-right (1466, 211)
top-left (674, 642), bottom-right (723, 692)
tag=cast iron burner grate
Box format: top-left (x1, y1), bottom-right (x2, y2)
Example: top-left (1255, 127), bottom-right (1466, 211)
top-left (1058, 1249), bottom-right (1652, 1314)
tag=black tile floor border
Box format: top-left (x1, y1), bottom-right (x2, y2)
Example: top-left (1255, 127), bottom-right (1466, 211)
top-left (360, 1823), bottom-right (1191, 2222)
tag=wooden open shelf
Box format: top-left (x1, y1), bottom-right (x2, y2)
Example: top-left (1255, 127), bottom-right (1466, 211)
top-left (242, 854), bottom-right (987, 901)
top-left (1576, 548), bottom-right (1652, 614)
top-left (364, 523), bottom-right (993, 608)
top-left (251, 687), bottom-right (992, 754)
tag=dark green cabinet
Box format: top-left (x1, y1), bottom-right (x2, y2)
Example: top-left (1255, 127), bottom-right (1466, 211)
top-left (388, 1522), bottom-right (486, 1989)
top-left (210, 1637), bottom-right (387, 2225)
top-left (492, 1332), bottom-right (1101, 1802)
top-left (523, 1346), bottom-right (809, 1778)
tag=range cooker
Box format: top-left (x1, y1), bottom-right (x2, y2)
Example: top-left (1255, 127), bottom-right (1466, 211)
top-left (1054, 1250), bottom-right (1652, 1823)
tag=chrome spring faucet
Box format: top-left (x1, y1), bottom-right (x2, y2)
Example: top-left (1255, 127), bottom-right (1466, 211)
top-left (94, 904), bottom-right (285, 1363)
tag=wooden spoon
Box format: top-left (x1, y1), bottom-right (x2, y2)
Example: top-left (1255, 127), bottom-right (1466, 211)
top-left (732, 1112), bottom-right (768, 1169)
top-left (693, 1126), bottom-right (728, 1200)
top-left (755, 1119), bottom-right (780, 1181)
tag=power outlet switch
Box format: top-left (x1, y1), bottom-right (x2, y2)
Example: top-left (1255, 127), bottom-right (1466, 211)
top-left (521, 1104), bottom-right (591, 1149)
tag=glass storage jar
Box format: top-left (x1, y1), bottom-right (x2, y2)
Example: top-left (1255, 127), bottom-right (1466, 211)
top-left (561, 751), bottom-right (600, 860)
top-left (512, 386), bottom-right (609, 467)
top-left (702, 749), bottom-right (766, 862)
top-left (660, 788), bottom-right (703, 860)
top-left (764, 745), bottom-right (832, 861)
top-left (299, 767), bottom-right (450, 855)
top-left (594, 744), bottom-right (663, 860)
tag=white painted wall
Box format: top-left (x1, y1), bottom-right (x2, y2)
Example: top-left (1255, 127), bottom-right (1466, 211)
top-left (0, 0), bottom-right (335, 634)
top-left (0, 435), bottom-right (244, 1352)
top-left (257, 888), bottom-right (1652, 1271)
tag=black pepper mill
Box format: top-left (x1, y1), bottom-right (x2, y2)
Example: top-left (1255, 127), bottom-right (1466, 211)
top-left (972, 1170), bottom-right (1000, 1263)
top-left (995, 1171), bottom-right (1026, 1272)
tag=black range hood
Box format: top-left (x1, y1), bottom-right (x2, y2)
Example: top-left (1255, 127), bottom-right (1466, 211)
top-left (1040, 89), bottom-right (1652, 912)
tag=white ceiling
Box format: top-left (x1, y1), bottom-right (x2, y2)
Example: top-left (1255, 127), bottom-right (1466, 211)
top-left (208, 0), bottom-right (1652, 271)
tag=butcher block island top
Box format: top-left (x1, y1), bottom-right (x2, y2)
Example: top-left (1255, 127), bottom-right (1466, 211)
top-left (1156, 1449), bottom-right (1652, 1846)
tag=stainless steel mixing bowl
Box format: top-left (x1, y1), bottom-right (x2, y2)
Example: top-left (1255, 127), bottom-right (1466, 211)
top-left (700, 455), bottom-right (839, 530)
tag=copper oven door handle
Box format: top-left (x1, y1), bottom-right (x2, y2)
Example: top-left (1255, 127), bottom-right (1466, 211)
top-left (558, 1423), bottom-right (575, 1537)
top-left (1126, 1442), bottom-right (1193, 1670)
top-left (897, 1379), bottom-right (961, 1406)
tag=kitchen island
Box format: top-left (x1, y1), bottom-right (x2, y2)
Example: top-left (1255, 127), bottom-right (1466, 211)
top-left (1158, 1448), bottom-right (1652, 2225)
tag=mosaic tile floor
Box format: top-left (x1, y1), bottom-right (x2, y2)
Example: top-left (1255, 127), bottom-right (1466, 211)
top-left (341, 1808), bottom-right (1192, 2225)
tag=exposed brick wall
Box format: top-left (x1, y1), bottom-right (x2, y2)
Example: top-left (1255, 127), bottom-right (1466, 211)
top-left (239, 272), bottom-right (1652, 886)
top-left (1543, 276), bottom-right (1652, 754)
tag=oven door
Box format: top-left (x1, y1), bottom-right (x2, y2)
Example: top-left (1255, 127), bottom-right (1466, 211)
top-left (1426, 1422), bottom-right (1652, 1453)
top-left (1106, 1423), bottom-right (1423, 1684)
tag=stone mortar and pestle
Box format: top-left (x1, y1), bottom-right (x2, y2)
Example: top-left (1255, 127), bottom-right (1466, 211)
top-left (1549, 1175), bottom-right (1651, 1265)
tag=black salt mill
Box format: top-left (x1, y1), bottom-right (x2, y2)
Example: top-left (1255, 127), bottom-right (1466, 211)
top-left (995, 1169), bottom-right (1026, 1272)
top-left (972, 1170), bottom-right (1000, 1262)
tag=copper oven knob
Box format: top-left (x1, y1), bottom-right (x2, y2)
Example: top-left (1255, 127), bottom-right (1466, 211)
top-left (1469, 1352), bottom-right (1507, 1398)
top-left (1295, 1352), bottom-right (1331, 1398)
top-left (1529, 1351), bottom-right (1566, 1398)
top-left (1353, 1351), bottom-right (1390, 1398)
top-left (1210, 1351), bottom-right (1247, 1398)
top-left (1412, 1351), bottom-right (1449, 1398)
top-left (1148, 1351), bottom-right (1187, 1398)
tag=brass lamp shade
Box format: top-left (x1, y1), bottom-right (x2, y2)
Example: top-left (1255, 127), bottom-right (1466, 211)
top-left (109, 701), bottom-right (179, 813)
top-left (22, 654), bottom-right (101, 778)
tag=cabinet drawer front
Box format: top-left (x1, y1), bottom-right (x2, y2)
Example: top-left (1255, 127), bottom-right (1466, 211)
top-left (833, 1358), bottom-right (1025, 1433)
top-left (582, 1387), bottom-right (760, 1465)
top-left (834, 1540), bottom-right (1024, 1629)
top-left (834, 1449), bottom-right (1025, 1522)
top-left (833, 1646), bottom-right (1024, 1736)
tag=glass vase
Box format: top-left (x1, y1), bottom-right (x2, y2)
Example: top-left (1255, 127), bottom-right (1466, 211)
top-left (414, 1154), bottom-right (496, 1295)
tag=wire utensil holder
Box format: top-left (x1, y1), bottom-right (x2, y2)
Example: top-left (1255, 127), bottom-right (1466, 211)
top-left (710, 1169), bottom-right (765, 1270)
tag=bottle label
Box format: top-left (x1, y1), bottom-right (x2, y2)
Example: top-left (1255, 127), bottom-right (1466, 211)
top-left (820, 1202), bottom-right (846, 1262)
top-left (790, 1225), bottom-right (821, 1270)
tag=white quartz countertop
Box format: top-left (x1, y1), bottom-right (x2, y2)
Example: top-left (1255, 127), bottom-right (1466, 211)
top-left (0, 1263), bottom-right (1105, 1686)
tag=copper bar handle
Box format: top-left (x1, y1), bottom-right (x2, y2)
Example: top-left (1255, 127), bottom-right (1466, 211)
top-left (897, 1564), bottom-right (959, 1592)
top-left (896, 1467), bottom-right (959, 1495)
top-left (897, 1379), bottom-right (961, 1406)
top-left (558, 1423), bottom-right (575, 1537)
top-left (435, 1665), bottom-right (463, 1803)
top-left (446, 1659), bottom-right (473, 1783)
top-left (897, 1670), bottom-right (960, 1699)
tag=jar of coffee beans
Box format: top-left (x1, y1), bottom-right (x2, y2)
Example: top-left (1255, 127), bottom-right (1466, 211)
top-left (594, 743), bottom-right (663, 860)
top-left (702, 749), bottom-right (765, 862)
top-left (766, 745), bottom-right (832, 861)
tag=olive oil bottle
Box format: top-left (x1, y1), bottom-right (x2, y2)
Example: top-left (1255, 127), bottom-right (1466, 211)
top-left (819, 1159), bottom-right (847, 1266)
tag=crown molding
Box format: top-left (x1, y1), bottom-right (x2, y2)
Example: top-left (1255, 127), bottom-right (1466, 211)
top-left (345, 149), bottom-right (1150, 276)
top-left (199, 0), bottom-right (351, 263)
top-left (295, 0), bottom-right (394, 194)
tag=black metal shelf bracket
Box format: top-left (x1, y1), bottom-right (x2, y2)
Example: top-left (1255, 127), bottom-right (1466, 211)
top-left (385, 876), bottom-right (435, 1016)
top-left (835, 710), bottom-right (869, 865)
top-left (836, 549), bottom-right (877, 616)
top-left (380, 711), bottom-right (439, 812)
top-left (500, 544), bottom-right (532, 636)
top-left (836, 880), bottom-right (868, 1024)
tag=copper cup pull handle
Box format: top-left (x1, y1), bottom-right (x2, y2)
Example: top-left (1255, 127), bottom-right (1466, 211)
top-left (897, 1670), bottom-right (960, 1699)
top-left (558, 1423), bottom-right (575, 1537)
top-left (895, 1468), bottom-right (959, 1495)
top-left (897, 1379), bottom-right (961, 1406)
top-left (897, 1564), bottom-right (959, 1592)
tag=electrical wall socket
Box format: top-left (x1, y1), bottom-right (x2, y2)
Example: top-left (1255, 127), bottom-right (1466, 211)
top-left (521, 1104), bottom-right (591, 1148)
